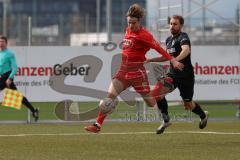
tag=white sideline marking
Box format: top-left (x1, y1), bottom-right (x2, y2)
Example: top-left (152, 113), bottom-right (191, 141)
top-left (0, 131), bottom-right (239, 137)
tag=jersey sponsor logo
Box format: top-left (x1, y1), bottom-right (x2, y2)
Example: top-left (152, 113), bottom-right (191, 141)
top-left (122, 39), bottom-right (133, 49)
top-left (167, 48), bottom-right (176, 54)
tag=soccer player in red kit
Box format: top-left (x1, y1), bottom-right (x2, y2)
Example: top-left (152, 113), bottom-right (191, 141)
top-left (84, 4), bottom-right (184, 133)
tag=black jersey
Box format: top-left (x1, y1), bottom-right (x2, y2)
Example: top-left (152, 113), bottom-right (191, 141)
top-left (166, 32), bottom-right (194, 78)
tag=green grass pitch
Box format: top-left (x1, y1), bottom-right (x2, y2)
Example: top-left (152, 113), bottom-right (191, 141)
top-left (0, 101), bottom-right (238, 120)
top-left (0, 121), bottom-right (239, 160)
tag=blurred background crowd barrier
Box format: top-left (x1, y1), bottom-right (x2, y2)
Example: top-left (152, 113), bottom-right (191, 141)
top-left (0, 0), bottom-right (239, 46)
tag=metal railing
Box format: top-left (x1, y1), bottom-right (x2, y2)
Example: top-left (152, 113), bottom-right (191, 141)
top-left (0, 15), bottom-right (239, 46)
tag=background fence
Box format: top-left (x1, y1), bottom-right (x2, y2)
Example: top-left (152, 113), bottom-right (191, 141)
top-left (0, 0), bottom-right (239, 46)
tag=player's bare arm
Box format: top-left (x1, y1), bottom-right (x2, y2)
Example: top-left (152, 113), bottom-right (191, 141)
top-left (145, 56), bottom-right (168, 63)
top-left (170, 58), bottom-right (184, 70)
top-left (175, 44), bottom-right (190, 61)
top-left (146, 56), bottom-right (183, 70)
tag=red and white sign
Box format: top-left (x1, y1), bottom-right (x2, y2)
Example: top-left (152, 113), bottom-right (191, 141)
top-left (4, 46), bottom-right (239, 102)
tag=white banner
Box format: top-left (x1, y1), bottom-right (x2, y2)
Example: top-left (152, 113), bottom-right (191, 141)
top-left (1, 46), bottom-right (239, 102)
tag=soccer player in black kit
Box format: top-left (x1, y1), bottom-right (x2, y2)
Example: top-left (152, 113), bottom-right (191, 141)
top-left (146, 15), bottom-right (208, 134)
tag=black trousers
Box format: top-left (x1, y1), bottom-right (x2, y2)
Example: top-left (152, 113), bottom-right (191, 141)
top-left (0, 71), bottom-right (35, 113)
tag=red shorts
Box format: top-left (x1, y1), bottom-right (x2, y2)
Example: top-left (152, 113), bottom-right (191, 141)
top-left (113, 69), bottom-right (150, 94)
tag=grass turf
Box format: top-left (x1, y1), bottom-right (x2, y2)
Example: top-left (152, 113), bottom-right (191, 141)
top-left (0, 121), bottom-right (239, 160)
top-left (0, 102), bottom-right (238, 121)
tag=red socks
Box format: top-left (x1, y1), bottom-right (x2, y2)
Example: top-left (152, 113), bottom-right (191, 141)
top-left (96, 112), bottom-right (107, 126)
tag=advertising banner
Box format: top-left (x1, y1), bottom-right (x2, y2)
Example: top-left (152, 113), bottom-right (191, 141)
top-left (3, 46), bottom-right (239, 102)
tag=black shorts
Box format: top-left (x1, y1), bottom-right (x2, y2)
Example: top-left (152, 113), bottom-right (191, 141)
top-left (0, 71), bottom-right (17, 91)
top-left (169, 75), bottom-right (194, 102)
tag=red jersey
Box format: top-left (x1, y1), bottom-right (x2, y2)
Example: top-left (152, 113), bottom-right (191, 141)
top-left (121, 27), bottom-right (172, 72)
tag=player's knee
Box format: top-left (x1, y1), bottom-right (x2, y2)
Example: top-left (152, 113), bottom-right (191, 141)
top-left (99, 97), bottom-right (119, 114)
top-left (162, 77), bottom-right (174, 90)
top-left (183, 101), bottom-right (193, 110)
top-left (151, 77), bottom-right (174, 100)
top-left (141, 93), bottom-right (156, 107)
top-left (144, 99), bottom-right (156, 107)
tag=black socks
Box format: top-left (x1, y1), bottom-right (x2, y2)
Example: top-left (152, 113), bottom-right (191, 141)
top-left (192, 103), bottom-right (206, 119)
top-left (22, 96), bottom-right (35, 113)
top-left (157, 98), bottom-right (170, 123)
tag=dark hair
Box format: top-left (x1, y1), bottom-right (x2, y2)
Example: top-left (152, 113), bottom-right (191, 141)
top-left (126, 3), bottom-right (145, 19)
top-left (171, 15), bottom-right (184, 25)
top-left (0, 35), bottom-right (8, 43)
